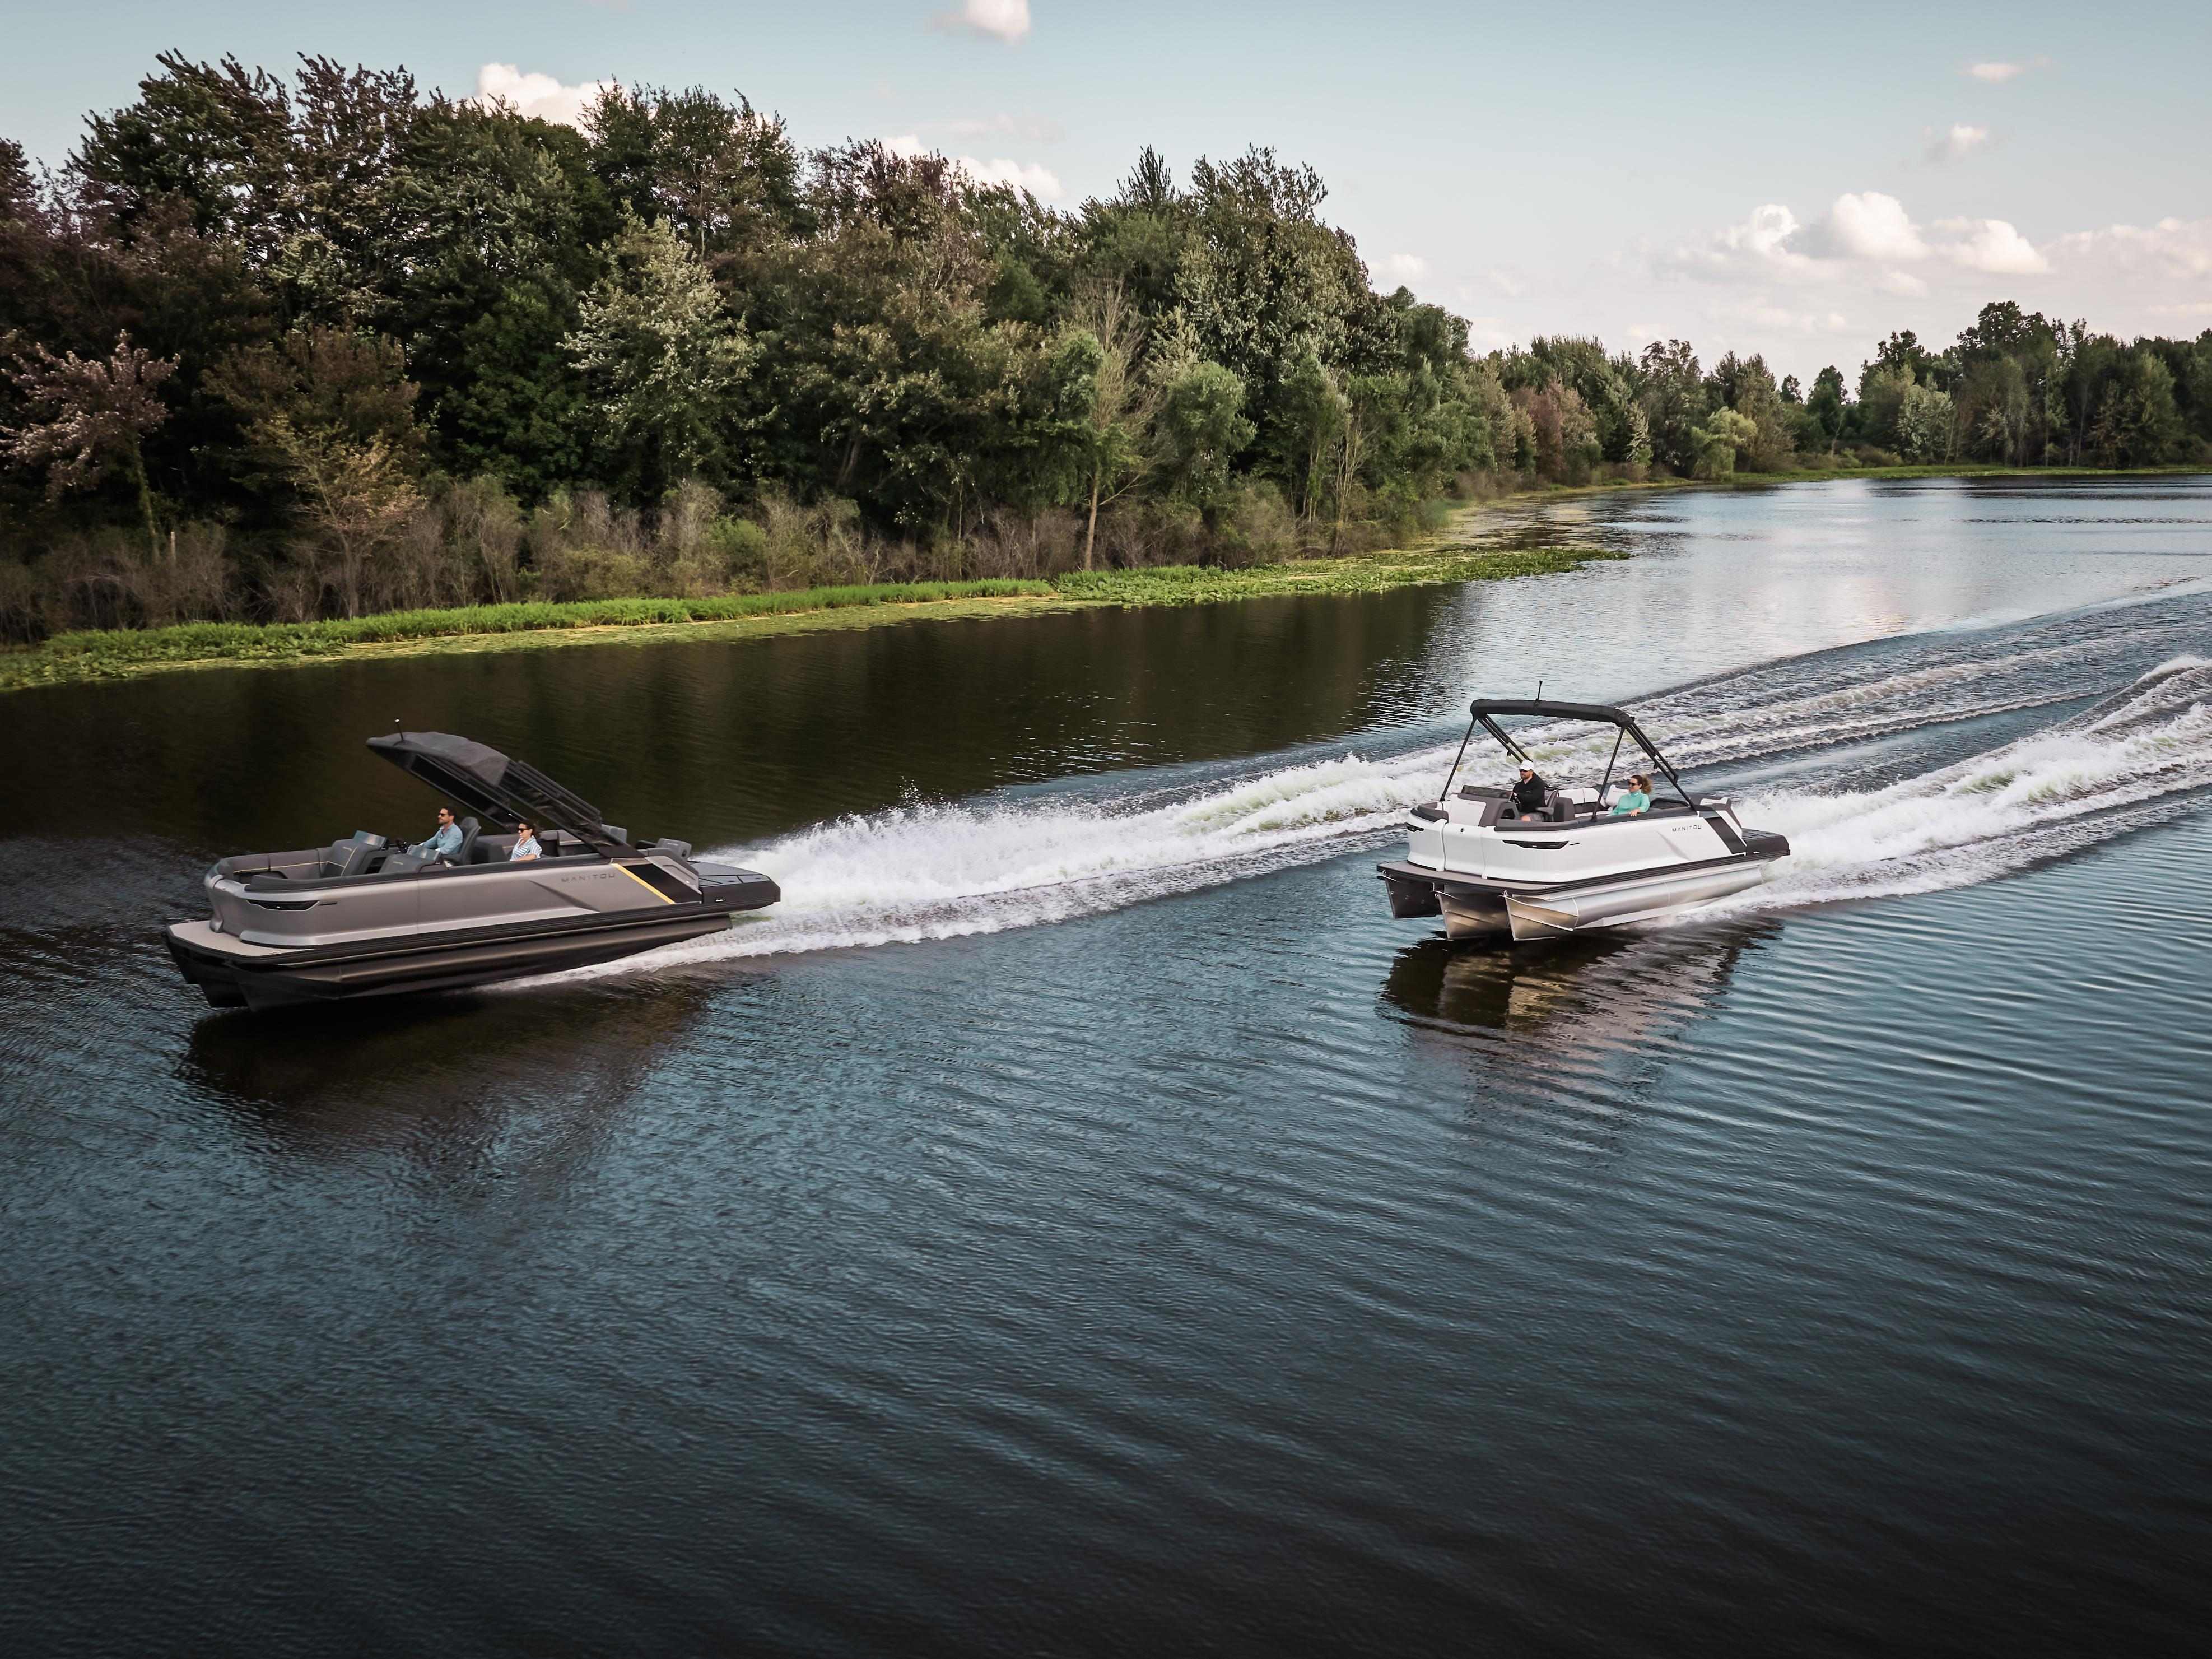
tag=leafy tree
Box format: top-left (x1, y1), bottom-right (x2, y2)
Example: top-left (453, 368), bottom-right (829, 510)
top-left (3, 332), bottom-right (176, 548)
top-left (1712, 352), bottom-right (1793, 471)
top-left (206, 325), bottom-right (422, 497)
top-left (1331, 371), bottom-right (1415, 546)
top-left (1637, 340), bottom-right (1708, 474)
top-left (379, 103), bottom-right (612, 499)
top-left (16, 48), bottom-right (2212, 630)
top-left (1689, 408), bottom-right (1755, 480)
top-left (583, 85), bottom-right (806, 259)
top-left (1277, 347), bottom-right (1344, 519)
top-left (1508, 337), bottom-right (1636, 461)
top-left (2180, 331), bottom-right (2212, 445)
top-left (254, 413), bottom-right (422, 616)
top-left (1514, 382), bottom-right (1600, 483)
top-left (1958, 355), bottom-right (2033, 463)
top-left (1172, 147), bottom-right (1390, 486)
top-left (1804, 366), bottom-right (1847, 452)
top-left (2089, 352), bottom-right (2181, 466)
top-left (68, 53), bottom-right (292, 257)
top-left (1623, 402), bottom-right (1653, 473)
top-left (1061, 285), bottom-right (1160, 569)
top-left (1896, 383), bottom-right (1957, 462)
top-left (1153, 353), bottom-right (1254, 511)
top-left (1856, 363), bottom-right (1915, 452)
top-left (1870, 328), bottom-right (1939, 389)
top-left (566, 215), bottom-right (752, 499)
top-left (205, 325), bottom-right (426, 614)
top-left (1076, 147), bottom-right (1189, 320)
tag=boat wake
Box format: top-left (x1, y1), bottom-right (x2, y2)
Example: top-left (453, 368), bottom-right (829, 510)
top-left (1733, 656), bottom-right (2212, 912)
top-left (565, 622), bottom-right (2212, 975)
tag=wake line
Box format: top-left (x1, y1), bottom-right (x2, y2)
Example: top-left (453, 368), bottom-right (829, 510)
top-left (553, 650), bottom-right (2212, 978)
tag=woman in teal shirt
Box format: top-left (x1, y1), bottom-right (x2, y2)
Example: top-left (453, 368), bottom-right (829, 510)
top-left (1610, 773), bottom-right (1653, 816)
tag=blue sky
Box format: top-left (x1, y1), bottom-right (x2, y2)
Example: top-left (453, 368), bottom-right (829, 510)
top-left (5, 0), bottom-right (2208, 378)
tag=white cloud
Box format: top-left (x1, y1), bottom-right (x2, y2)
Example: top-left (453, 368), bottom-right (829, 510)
top-left (1462, 315), bottom-right (1516, 351)
top-left (1925, 123), bottom-right (1990, 164)
top-left (934, 0), bottom-right (1031, 42)
top-left (2052, 216), bottom-right (2212, 283)
top-left (1664, 192), bottom-right (2054, 287)
top-left (1965, 55), bottom-right (2049, 82)
top-left (1663, 202), bottom-right (1816, 281)
top-left (958, 156), bottom-right (1063, 198)
top-left (472, 63), bottom-right (612, 128)
top-left (1814, 192), bottom-right (1930, 262)
top-left (881, 136), bottom-right (1061, 199)
top-left (1931, 217), bottom-right (2048, 275)
top-left (1380, 253), bottom-right (1428, 284)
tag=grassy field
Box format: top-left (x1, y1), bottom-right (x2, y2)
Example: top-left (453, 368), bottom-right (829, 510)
top-left (0, 543), bottom-right (1618, 693)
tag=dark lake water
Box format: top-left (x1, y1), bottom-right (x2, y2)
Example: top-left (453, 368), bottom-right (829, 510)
top-left (5, 476), bottom-right (2212, 1654)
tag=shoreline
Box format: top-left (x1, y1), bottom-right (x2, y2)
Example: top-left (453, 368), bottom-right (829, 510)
top-left (5, 465), bottom-right (2196, 695)
top-left (1, 545), bottom-right (1618, 694)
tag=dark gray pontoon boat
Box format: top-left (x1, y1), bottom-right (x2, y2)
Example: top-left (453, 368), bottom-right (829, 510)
top-left (1378, 698), bottom-right (1790, 944)
top-left (166, 732), bottom-right (779, 1010)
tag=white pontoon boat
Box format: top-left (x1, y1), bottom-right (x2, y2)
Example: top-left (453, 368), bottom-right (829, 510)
top-left (1377, 698), bottom-right (1789, 944)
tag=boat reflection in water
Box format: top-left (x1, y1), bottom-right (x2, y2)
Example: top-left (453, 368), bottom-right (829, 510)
top-left (1380, 919), bottom-right (1774, 1083)
top-left (179, 977), bottom-right (715, 1166)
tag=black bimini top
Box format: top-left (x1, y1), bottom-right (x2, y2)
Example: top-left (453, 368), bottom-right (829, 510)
top-left (1462, 698), bottom-right (1687, 798)
top-left (367, 732), bottom-right (627, 853)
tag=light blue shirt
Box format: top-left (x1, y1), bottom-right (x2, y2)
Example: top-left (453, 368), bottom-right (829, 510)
top-left (508, 832), bottom-right (542, 862)
top-left (412, 821), bottom-right (463, 859)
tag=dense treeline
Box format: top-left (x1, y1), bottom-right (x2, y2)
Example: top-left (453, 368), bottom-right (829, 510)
top-left (3, 54), bottom-right (2209, 640)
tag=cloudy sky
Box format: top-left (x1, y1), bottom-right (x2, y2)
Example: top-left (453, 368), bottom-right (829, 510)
top-left (6, 0), bottom-right (2208, 379)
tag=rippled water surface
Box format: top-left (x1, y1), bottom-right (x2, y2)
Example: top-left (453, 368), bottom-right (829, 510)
top-left (5, 477), bottom-right (2212, 1654)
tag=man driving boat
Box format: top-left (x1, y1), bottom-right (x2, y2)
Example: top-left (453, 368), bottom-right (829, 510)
top-left (409, 805), bottom-right (463, 861)
top-left (1511, 764), bottom-right (1548, 814)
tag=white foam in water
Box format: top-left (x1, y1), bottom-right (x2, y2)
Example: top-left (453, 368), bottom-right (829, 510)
top-left (560, 656), bottom-right (2212, 978)
top-left (607, 751), bottom-right (1446, 968)
top-left (1730, 656), bottom-right (2212, 912)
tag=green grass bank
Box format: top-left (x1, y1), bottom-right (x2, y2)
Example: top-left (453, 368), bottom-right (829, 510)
top-left (0, 542), bottom-right (1617, 693)
top-left (11, 464), bottom-right (2189, 694)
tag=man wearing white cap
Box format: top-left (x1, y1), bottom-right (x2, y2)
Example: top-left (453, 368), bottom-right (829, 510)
top-left (1511, 764), bottom-right (1548, 815)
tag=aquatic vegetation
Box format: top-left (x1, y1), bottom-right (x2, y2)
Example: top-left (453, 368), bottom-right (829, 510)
top-left (0, 581), bottom-right (1051, 687)
top-left (0, 543), bottom-right (1620, 691)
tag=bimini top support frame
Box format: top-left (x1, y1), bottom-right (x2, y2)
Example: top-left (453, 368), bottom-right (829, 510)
top-left (366, 731), bottom-right (630, 856)
top-left (1459, 698), bottom-right (1691, 803)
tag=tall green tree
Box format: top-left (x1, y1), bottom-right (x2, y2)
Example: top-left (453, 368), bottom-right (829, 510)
top-left (1061, 285), bottom-right (1160, 569)
top-left (1637, 340), bottom-right (1708, 475)
top-left (566, 215), bottom-right (753, 499)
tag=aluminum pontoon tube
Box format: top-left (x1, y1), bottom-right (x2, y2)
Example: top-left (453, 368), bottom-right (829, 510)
top-left (1502, 861), bottom-right (1769, 942)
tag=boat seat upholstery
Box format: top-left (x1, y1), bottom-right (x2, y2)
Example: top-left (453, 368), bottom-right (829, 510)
top-left (453, 817), bottom-right (482, 865)
top-left (321, 838), bottom-right (380, 879)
